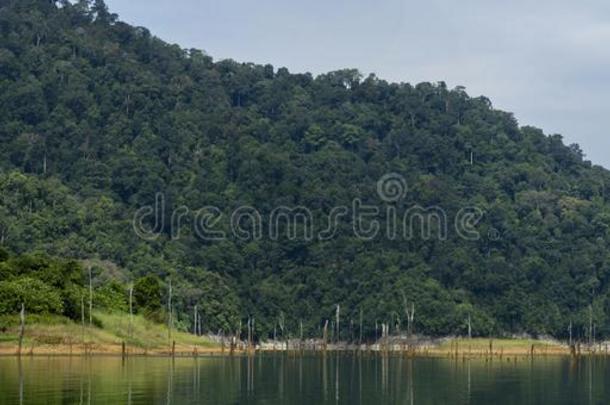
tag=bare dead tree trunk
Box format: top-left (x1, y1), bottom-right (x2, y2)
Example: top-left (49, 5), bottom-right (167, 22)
top-left (247, 317), bottom-right (252, 348)
top-left (402, 293), bottom-right (415, 338)
top-left (18, 304), bottom-right (25, 356)
top-left (237, 320), bottom-right (242, 348)
top-left (375, 320), bottom-right (379, 341)
top-left (88, 265), bottom-right (93, 327)
top-left (323, 320), bottom-right (329, 350)
top-left (81, 295), bottom-right (85, 350)
top-left (198, 313), bottom-right (202, 336)
top-left (193, 305), bottom-right (198, 335)
top-left (167, 279), bottom-right (173, 343)
top-left (359, 308), bottom-right (363, 345)
top-left (589, 304), bottom-right (593, 347)
top-left (300, 319), bottom-right (304, 350)
top-left (278, 312), bottom-right (285, 345)
top-left (408, 303), bottom-right (415, 337)
top-left (335, 305), bottom-right (340, 343)
top-left (128, 284), bottom-right (133, 339)
top-left (382, 323), bottom-right (389, 351)
top-left (467, 314), bottom-right (472, 339)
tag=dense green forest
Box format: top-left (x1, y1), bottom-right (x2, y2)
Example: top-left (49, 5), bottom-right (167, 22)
top-left (2, 0), bottom-right (610, 341)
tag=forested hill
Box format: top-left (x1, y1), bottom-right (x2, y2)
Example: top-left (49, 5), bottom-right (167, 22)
top-left (2, 0), bottom-right (610, 340)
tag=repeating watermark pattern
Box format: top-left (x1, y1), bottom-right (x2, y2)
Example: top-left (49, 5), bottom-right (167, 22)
top-left (133, 174), bottom-right (496, 242)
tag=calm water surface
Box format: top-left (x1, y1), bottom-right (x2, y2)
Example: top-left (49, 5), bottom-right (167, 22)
top-left (1, 354), bottom-right (609, 404)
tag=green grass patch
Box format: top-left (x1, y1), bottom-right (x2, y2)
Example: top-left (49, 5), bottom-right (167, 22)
top-left (439, 338), bottom-right (561, 350)
top-left (0, 311), bottom-right (217, 350)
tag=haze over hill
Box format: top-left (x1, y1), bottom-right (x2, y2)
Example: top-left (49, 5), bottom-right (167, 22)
top-left (1, 0), bottom-right (610, 341)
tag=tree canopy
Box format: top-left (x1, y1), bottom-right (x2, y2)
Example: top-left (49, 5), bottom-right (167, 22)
top-left (1, 0), bottom-right (610, 341)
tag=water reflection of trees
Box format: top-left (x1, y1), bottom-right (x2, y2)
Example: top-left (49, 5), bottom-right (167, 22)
top-left (1, 355), bottom-right (609, 403)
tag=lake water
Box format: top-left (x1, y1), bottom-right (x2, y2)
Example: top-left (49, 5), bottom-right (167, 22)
top-left (0, 354), bottom-right (609, 404)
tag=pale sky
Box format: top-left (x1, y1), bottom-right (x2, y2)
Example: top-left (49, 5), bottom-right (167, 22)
top-left (106, 0), bottom-right (610, 168)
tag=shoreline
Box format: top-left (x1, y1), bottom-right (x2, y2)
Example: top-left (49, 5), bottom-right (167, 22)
top-left (0, 343), bottom-right (226, 357)
top-left (3, 339), bottom-right (603, 358)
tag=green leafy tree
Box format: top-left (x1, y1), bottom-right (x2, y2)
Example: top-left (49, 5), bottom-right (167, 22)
top-left (133, 275), bottom-right (163, 319)
top-left (0, 277), bottom-right (63, 315)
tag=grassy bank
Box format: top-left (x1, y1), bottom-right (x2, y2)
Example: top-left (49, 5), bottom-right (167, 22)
top-left (431, 337), bottom-right (568, 356)
top-left (0, 313), bottom-right (580, 357)
top-left (0, 311), bottom-right (219, 356)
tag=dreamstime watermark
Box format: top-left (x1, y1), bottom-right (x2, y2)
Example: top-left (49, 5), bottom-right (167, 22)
top-left (132, 173), bottom-right (496, 243)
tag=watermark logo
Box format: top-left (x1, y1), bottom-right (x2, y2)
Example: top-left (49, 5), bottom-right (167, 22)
top-left (132, 173), bottom-right (497, 243)
top-left (377, 173), bottom-right (408, 203)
